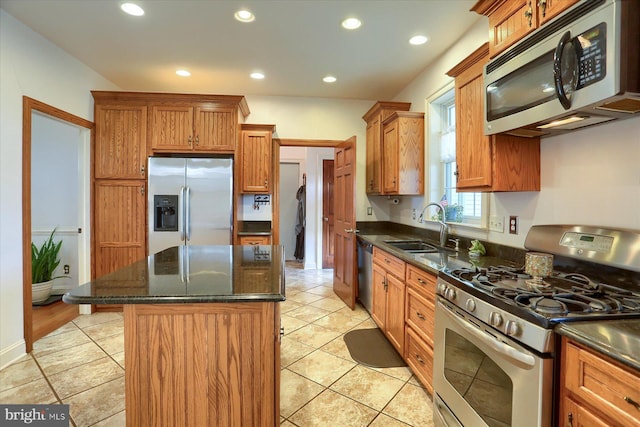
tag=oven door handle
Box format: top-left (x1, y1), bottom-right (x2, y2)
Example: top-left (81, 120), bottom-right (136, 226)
top-left (438, 301), bottom-right (536, 368)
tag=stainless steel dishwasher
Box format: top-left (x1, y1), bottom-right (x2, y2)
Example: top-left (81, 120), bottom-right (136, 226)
top-left (357, 239), bottom-right (373, 313)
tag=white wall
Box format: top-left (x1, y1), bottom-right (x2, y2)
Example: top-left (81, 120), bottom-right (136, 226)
top-left (0, 10), bottom-right (119, 368)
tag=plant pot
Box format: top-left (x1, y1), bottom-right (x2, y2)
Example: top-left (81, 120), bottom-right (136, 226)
top-left (32, 279), bottom-right (54, 304)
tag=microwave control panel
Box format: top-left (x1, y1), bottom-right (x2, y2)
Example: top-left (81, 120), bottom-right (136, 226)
top-left (576, 22), bottom-right (606, 89)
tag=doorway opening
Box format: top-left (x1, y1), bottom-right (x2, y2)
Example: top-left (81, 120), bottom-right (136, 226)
top-left (22, 97), bottom-right (93, 353)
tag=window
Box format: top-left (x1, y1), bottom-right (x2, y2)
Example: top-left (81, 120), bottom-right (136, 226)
top-left (428, 85), bottom-right (487, 228)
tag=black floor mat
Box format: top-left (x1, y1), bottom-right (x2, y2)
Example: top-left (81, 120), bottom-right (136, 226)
top-left (343, 328), bottom-right (407, 368)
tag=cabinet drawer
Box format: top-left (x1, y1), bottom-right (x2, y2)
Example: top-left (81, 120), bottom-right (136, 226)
top-left (239, 235), bottom-right (271, 245)
top-left (373, 248), bottom-right (405, 279)
top-left (564, 341), bottom-right (640, 427)
top-left (406, 327), bottom-right (433, 395)
top-left (406, 265), bottom-right (436, 303)
top-left (405, 287), bottom-right (434, 348)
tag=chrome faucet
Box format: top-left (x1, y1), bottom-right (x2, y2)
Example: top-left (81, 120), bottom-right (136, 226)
top-left (418, 202), bottom-right (448, 247)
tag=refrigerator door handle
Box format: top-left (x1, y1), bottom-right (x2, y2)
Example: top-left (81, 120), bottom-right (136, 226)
top-left (179, 186), bottom-right (186, 241)
top-left (185, 186), bottom-right (191, 242)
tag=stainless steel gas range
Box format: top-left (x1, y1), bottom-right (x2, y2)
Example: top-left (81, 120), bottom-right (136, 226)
top-left (432, 225), bottom-right (640, 427)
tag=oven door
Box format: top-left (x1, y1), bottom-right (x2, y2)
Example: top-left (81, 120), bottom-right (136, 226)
top-left (433, 298), bottom-right (553, 427)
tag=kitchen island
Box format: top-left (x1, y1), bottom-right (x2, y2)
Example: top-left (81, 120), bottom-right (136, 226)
top-left (63, 245), bottom-right (285, 427)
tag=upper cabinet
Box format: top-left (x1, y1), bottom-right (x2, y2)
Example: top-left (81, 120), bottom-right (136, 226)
top-left (362, 101), bottom-right (411, 195)
top-left (150, 104), bottom-right (239, 152)
top-left (447, 43), bottom-right (540, 192)
top-left (239, 124), bottom-right (276, 194)
top-left (381, 112), bottom-right (424, 195)
top-left (472, 0), bottom-right (580, 58)
top-left (94, 104), bottom-right (147, 179)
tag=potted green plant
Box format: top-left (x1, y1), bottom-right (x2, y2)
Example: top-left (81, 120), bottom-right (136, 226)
top-left (31, 228), bottom-right (67, 304)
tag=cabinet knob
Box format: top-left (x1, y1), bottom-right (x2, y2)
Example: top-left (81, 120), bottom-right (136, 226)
top-left (188, 135), bottom-right (193, 145)
top-left (624, 396), bottom-right (640, 411)
top-left (416, 312), bottom-right (425, 321)
top-left (140, 165), bottom-right (145, 176)
top-left (195, 135), bottom-right (199, 146)
top-left (415, 354), bottom-right (425, 364)
top-left (264, 179), bottom-right (268, 187)
top-left (140, 186), bottom-right (145, 195)
top-left (524, 2), bottom-right (533, 27)
top-left (538, 0), bottom-right (547, 18)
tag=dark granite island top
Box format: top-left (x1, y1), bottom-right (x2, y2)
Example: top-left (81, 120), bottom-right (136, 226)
top-left (63, 245), bottom-right (285, 426)
top-left (63, 245), bottom-right (286, 305)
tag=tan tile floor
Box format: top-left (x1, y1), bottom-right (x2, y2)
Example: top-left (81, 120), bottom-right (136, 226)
top-left (0, 263), bottom-right (434, 426)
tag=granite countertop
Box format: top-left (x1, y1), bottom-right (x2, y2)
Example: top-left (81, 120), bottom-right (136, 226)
top-left (63, 245), bottom-right (286, 305)
top-left (357, 232), bottom-right (520, 275)
top-left (557, 320), bottom-right (640, 371)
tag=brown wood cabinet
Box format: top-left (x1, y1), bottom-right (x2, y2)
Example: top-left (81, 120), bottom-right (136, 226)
top-left (404, 265), bottom-right (437, 394)
top-left (238, 235), bottom-right (271, 245)
top-left (446, 43), bottom-right (540, 192)
top-left (239, 124), bottom-right (275, 194)
top-left (150, 104), bottom-right (238, 152)
top-left (560, 338), bottom-right (640, 427)
top-left (472, 0), bottom-right (580, 58)
top-left (93, 180), bottom-right (146, 279)
top-left (362, 102), bottom-right (411, 195)
top-left (124, 302), bottom-right (280, 426)
top-left (372, 248), bottom-right (406, 355)
top-left (381, 111), bottom-right (424, 195)
top-left (94, 104), bottom-right (147, 179)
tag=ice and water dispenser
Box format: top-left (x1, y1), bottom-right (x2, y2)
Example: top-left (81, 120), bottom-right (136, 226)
top-left (153, 195), bottom-right (178, 231)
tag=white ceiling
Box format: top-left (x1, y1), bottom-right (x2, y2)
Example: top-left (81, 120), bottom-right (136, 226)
top-left (1, 0), bottom-right (482, 100)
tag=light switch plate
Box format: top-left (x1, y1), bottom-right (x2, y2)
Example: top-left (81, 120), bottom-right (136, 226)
top-left (489, 216), bottom-right (504, 232)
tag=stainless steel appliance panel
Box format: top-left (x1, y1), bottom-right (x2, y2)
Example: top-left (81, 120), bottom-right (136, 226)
top-left (357, 240), bottom-right (373, 313)
top-left (148, 157), bottom-right (232, 255)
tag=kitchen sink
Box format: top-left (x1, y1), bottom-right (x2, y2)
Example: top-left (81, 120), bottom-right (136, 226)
top-left (384, 240), bottom-right (439, 253)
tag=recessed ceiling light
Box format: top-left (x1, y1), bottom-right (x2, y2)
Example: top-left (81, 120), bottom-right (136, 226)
top-left (250, 72), bottom-right (265, 80)
top-left (235, 9), bottom-right (255, 22)
top-left (409, 35), bottom-right (428, 45)
top-left (341, 17), bottom-right (362, 30)
top-left (120, 3), bottom-right (144, 16)
top-left (176, 69), bottom-right (191, 77)
top-left (323, 76), bottom-right (337, 83)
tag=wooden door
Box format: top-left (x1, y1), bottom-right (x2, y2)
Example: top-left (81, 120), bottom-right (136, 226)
top-left (333, 137), bottom-right (357, 309)
top-left (386, 273), bottom-right (405, 354)
top-left (240, 129), bottom-right (272, 193)
top-left (371, 263), bottom-right (387, 329)
top-left (94, 104), bottom-right (147, 179)
top-left (322, 159), bottom-right (334, 269)
top-left (194, 105), bottom-right (236, 151)
top-left (150, 105), bottom-right (194, 151)
top-left (94, 180), bottom-right (146, 278)
top-left (382, 120), bottom-right (398, 194)
top-left (454, 47), bottom-right (493, 190)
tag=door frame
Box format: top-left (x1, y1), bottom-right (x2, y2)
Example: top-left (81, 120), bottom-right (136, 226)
top-left (22, 97), bottom-right (94, 353)
top-left (272, 138), bottom-right (345, 268)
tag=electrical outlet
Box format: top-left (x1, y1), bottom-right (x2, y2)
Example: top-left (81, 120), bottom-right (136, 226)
top-left (509, 216), bottom-right (518, 234)
top-left (489, 216), bottom-right (504, 232)
top-left (412, 208), bottom-right (416, 220)
top-left (367, 207), bottom-right (373, 216)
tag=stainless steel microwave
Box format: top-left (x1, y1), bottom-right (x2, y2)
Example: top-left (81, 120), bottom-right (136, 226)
top-left (484, 0), bottom-right (640, 137)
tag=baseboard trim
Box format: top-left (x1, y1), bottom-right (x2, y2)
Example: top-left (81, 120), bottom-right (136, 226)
top-left (0, 339), bottom-right (27, 370)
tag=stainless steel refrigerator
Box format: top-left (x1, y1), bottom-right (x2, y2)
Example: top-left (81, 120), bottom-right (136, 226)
top-left (148, 157), bottom-right (233, 255)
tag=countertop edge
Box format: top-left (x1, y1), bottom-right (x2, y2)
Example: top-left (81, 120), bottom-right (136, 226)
top-left (62, 293), bottom-right (286, 305)
top-left (556, 322), bottom-right (640, 372)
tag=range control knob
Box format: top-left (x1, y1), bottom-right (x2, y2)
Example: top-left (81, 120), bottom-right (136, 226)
top-left (436, 282), bottom-right (448, 296)
top-left (489, 312), bottom-right (503, 327)
top-left (505, 320), bottom-right (521, 337)
top-left (444, 287), bottom-right (457, 301)
top-left (465, 299), bottom-right (476, 312)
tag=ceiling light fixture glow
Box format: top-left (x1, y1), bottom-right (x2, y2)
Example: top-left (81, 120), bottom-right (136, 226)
top-left (409, 35), bottom-right (428, 45)
top-left (323, 76), bottom-right (337, 83)
top-left (176, 69), bottom-right (191, 77)
top-left (250, 72), bottom-right (265, 80)
top-left (341, 17), bottom-right (362, 30)
top-left (235, 9), bottom-right (255, 22)
top-left (120, 3), bottom-right (144, 16)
